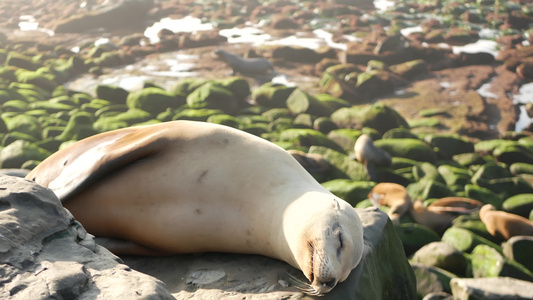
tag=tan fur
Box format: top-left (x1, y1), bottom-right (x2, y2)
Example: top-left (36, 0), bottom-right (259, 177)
top-left (27, 121), bottom-right (364, 295)
top-left (480, 204), bottom-right (533, 240)
top-left (368, 182), bottom-right (411, 224)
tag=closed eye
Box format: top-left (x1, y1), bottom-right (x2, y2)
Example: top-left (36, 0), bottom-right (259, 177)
top-left (337, 232), bottom-right (343, 258)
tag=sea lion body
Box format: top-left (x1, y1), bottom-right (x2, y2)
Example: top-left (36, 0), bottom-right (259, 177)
top-left (368, 182), bottom-right (411, 224)
top-left (480, 204), bottom-right (533, 240)
top-left (26, 121), bottom-right (364, 295)
top-left (215, 49), bottom-right (274, 75)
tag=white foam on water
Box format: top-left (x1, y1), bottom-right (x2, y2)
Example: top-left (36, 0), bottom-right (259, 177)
top-left (452, 39), bottom-right (499, 57)
top-left (144, 17), bottom-right (214, 44)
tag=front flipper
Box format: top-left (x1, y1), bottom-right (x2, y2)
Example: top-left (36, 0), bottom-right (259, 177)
top-left (27, 126), bottom-right (171, 202)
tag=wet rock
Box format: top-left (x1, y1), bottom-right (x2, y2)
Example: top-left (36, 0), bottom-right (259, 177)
top-left (390, 59), bottom-right (429, 80)
top-left (206, 114), bottom-right (241, 129)
top-left (411, 242), bottom-right (468, 276)
top-left (437, 165), bottom-right (471, 189)
top-left (455, 52), bottom-right (495, 66)
top-left (56, 112), bottom-right (97, 142)
top-left (127, 87), bottom-right (184, 115)
top-left (15, 70), bottom-right (58, 92)
top-left (319, 70), bottom-right (359, 101)
top-left (54, 0), bottom-right (155, 33)
top-left (96, 85), bottom-right (129, 105)
top-left (510, 162), bottom-right (533, 175)
top-left (313, 117), bottom-right (338, 134)
top-left (0, 175), bottom-right (174, 300)
top-left (331, 103), bottom-right (409, 135)
top-left (413, 162), bottom-right (445, 183)
top-left (217, 77), bottom-right (251, 106)
top-left (6, 52), bottom-right (42, 71)
top-left (450, 277), bottom-right (533, 300)
top-left (355, 70), bottom-right (398, 99)
top-left (471, 244), bottom-right (533, 281)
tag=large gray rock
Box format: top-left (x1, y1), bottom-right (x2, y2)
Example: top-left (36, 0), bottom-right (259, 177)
top-left (450, 277), bottom-right (533, 300)
top-left (0, 175), bottom-right (173, 300)
top-left (122, 207), bottom-right (417, 299)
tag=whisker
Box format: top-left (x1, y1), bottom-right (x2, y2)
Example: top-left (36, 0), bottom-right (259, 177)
top-left (285, 272), bottom-right (324, 296)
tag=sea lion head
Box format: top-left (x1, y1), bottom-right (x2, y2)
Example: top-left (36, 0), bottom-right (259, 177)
top-left (296, 199), bottom-right (364, 295)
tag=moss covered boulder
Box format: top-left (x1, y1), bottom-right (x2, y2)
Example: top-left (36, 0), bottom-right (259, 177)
top-left (331, 103), bottom-right (409, 135)
top-left (502, 236), bottom-right (533, 273)
top-left (251, 83), bottom-right (295, 108)
top-left (471, 244), bottom-right (533, 281)
top-left (186, 83), bottom-right (241, 115)
top-left (374, 138), bottom-right (437, 163)
top-left (441, 227), bottom-right (502, 253)
top-left (96, 84), bottom-right (129, 104)
top-left (279, 128), bottom-right (344, 152)
top-left (0, 140), bottom-right (51, 168)
top-left (390, 59), bottom-right (428, 79)
top-left (321, 179), bottom-right (376, 206)
top-left (395, 223), bottom-right (440, 256)
top-left (6, 52), bottom-right (42, 71)
top-left (218, 76), bottom-right (250, 106)
top-left (411, 263), bottom-right (456, 298)
top-left (411, 242), bottom-right (468, 276)
top-left (493, 143), bottom-right (533, 165)
top-left (57, 112), bottom-right (98, 141)
top-left (6, 115), bottom-right (42, 139)
top-left (127, 87), bottom-right (184, 115)
top-left (424, 134), bottom-right (474, 160)
top-left (206, 114), bottom-right (241, 128)
top-left (286, 88), bottom-right (333, 117)
top-left (308, 146), bottom-right (368, 181)
top-left (502, 194), bottom-right (533, 218)
top-left (326, 128), bottom-right (362, 153)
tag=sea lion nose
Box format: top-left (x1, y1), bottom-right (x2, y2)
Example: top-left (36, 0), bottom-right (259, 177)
top-left (323, 278), bottom-right (337, 288)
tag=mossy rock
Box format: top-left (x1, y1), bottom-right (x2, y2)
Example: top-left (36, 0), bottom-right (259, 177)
top-left (95, 104), bottom-right (129, 118)
top-left (308, 146), bottom-right (368, 181)
top-left (49, 95), bottom-right (79, 107)
top-left (471, 161), bottom-right (511, 187)
top-left (331, 103), bottom-right (409, 135)
top-left (382, 128), bottom-right (419, 139)
top-left (374, 138), bottom-right (437, 163)
top-left (241, 123), bottom-right (270, 137)
top-left (251, 82), bottom-right (296, 108)
top-left (390, 59), bottom-right (428, 79)
top-left (464, 184), bottom-right (503, 207)
top-left (6, 51), bottom-right (42, 71)
top-left (471, 244), bottom-right (533, 281)
top-left (502, 194), bottom-right (533, 218)
top-left (292, 114), bottom-right (315, 129)
top-left (411, 263), bottom-right (457, 298)
top-left (268, 117), bottom-right (294, 132)
top-left (57, 112), bottom-right (97, 142)
top-left (2, 132), bottom-right (38, 145)
top-left (438, 164), bottom-right (471, 187)
top-left (394, 223), bottom-right (440, 256)
top-left (493, 144), bottom-right (533, 165)
top-left (206, 114), bottom-right (241, 128)
top-left (0, 140), bottom-right (51, 168)
top-left (413, 162), bottom-right (445, 183)
top-left (94, 108), bottom-right (152, 131)
top-left (6, 115), bottom-right (42, 139)
top-left (313, 117), bottom-right (338, 134)
top-left (217, 76), bottom-right (250, 105)
top-left (326, 128), bottom-right (362, 153)
top-left (170, 78), bottom-right (209, 95)
top-left (474, 139), bottom-right (517, 154)
top-left (15, 69), bottom-right (57, 92)
top-left (286, 88), bottom-right (333, 117)
top-left (502, 236), bottom-right (533, 273)
top-left (128, 87), bottom-right (184, 115)
top-left (411, 241), bottom-right (468, 276)
top-left (261, 108), bottom-right (292, 121)
top-left (510, 162), bottom-right (533, 175)
top-left (485, 177), bottom-right (533, 199)
top-left (279, 129), bottom-right (344, 153)
top-left (96, 84), bottom-right (129, 104)
top-left (3, 100), bottom-right (29, 112)
top-left (424, 134), bottom-right (474, 160)
top-left (408, 179), bottom-right (455, 200)
top-left (321, 179), bottom-right (376, 206)
top-left (314, 93), bottom-right (351, 111)
top-left (451, 215), bottom-right (499, 243)
top-left (391, 157), bottom-right (419, 170)
top-left (172, 108), bottom-right (224, 122)
top-left (35, 137), bottom-right (62, 153)
top-left (441, 227), bottom-right (502, 253)
top-left (186, 83), bottom-right (240, 115)
top-left (355, 70), bottom-right (395, 99)
top-left (71, 93), bottom-right (94, 106)
top-left (30, 101), bottom-right (76, 113)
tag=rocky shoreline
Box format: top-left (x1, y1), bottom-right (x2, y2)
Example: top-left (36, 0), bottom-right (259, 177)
top-left (1, 0), bottom-right (533, 299)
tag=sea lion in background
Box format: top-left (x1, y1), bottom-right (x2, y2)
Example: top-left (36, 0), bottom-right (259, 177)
top-left (368, 182), bottom-right (411, 225)
top-left (287, 149), bottom-right (330, 178)
top-left (354, 134), bottom-right (391, 181)
top-left (214, 49), bottom-right (274, 75)
top-left (411, 197), bottom-right (483, 234)
top-left (26, 120), bottom-right (364, 295)
top-left (480, 204), bottom-right (533, 240)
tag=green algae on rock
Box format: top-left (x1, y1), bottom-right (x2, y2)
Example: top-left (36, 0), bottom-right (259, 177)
top-left (374, 138), bottom-right (437, 163)
top-left (321, 179), bottom-right (376, 206)
top-left (331, 103), bottom-right (409, 135)
top-left (395, 223), bottom-right (440, 256)
top-left (502, 194), bottom-right (533, 218)
top-left (441, 227), bottom-right (502, 254)
top-left (471, 244), bottom-right (533, 281)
